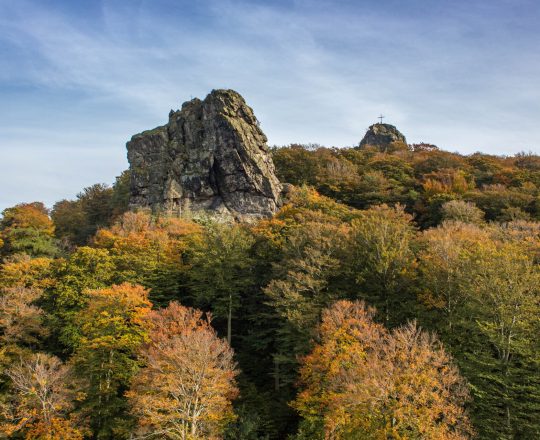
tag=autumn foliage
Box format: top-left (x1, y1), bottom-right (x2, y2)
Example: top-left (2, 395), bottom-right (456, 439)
top-left (294, 300), bottom-right (473, 439)
top-left (2, 145), bottom-right (540, 439)
top-left (0, 202), bottom-right (57, 257)
top-left (1, 353), bottom-right (83, 439)
top-left (128, 302), bottom-right (238, 440)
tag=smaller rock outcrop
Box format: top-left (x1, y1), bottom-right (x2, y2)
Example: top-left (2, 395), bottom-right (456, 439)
top-left (358, 123), bottom-right (407, 151)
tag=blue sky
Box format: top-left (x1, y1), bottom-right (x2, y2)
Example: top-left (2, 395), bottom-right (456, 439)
top-left (1, 0), bottom-right (539, 210)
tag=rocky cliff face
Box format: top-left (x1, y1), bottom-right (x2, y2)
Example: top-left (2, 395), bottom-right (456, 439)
top-left (127, 89), bottom-right (282, 219)
top-left (359, 123), bottom-right (407, 151)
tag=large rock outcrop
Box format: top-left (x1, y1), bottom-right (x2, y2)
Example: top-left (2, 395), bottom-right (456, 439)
top-left (358, 123), bottom-right (407, 151)
top-left (127, 89), bottom-right (282, 220)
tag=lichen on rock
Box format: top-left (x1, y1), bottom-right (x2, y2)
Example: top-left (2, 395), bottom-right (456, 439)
top-left (127, 89), bottom-right (282, 220)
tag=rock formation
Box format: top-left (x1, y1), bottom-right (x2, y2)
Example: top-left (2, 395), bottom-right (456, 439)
top-left (358, 123), bottom-right (407, 151)
top-left (127, 89), bottom-right (282, 220)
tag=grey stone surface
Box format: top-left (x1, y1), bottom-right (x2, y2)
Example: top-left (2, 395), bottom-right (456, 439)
top-left (127, 89), bottom-right (282, 220)
top-left (358, 123), bottom-right (407, 151)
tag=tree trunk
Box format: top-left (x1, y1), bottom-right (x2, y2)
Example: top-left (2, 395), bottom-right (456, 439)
top-left (227, 293), bottom-right (232, 345)
top-left (274, 357), bottom-right (280, 391)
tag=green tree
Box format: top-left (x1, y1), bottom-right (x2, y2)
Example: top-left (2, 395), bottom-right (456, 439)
top-left (349, 204), bottom-right (416, 325)
top-left (462, 240), bottom-right (540, 438)
top-left (71, 283), bottom-right (151, 439)
top-left (45, 246), bottom-right (115, 350)
top-left (188, 222), bottom-right (255, 345)
top-left (441, 200), bottom-right (485, 224)
top-left (50, 199), bottom-right (86, 246)
top-left (78, 183), bottom-right (114, 238)
top-left (110, 170), bottom-right (131, 218)
top-left (0, 202), bottom-right (57, 257)
top-left (272, 144), bottom-right (322, 186)
top-left (265, 221), bottom-right (348, 390)
top-left (51, 183), bottom-right (116, 245)
top-left (417, 221), bottom-right (488, 337)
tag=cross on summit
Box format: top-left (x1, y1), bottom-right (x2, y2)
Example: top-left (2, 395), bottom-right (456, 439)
top-left (378, 114), bottom-right (385, 124)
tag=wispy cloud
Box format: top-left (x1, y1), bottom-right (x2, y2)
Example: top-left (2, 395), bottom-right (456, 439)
top-left (1, 0), bottom-right (539, 209)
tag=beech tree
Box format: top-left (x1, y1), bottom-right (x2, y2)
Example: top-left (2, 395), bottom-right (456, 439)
top-left (0, 286), bottom-right (47, 347)
top-left (417, 224), bottom-right (540, 438)
top-left (188, 223), bottom-right (255, 344)
top-left (265, 220), bottom-right (348, 390)
top-left (50, 199), bottom-right (86, 245)
top-left (0, 254), bottom-right (55, 289)
top-left (1, 144), bottom-right (540, 440)
top-left (0, 202), bottom-right (57, 258)
top-left (441, 200), bottom-right (485, 224)
top-left (93, 211), bottom-right (200, 306)
top-left (128, 302), bottom-right (238, 440)
top-left (349, 204), bottom-right (416, 325)
top-left (417, 221), bottom-right (488, 336)
top-left (462, 240), bottom-right (540, 438)
top-left (294, 300), bottom-right (473, 439)
top-left (0, 285), bottom-right (49, 419)
top-left (45, 246), bottom-right (115, 349)
top-left (71, 283), bottom-right (151, 439)
top-left (1, 353), bottom-right (83, 439)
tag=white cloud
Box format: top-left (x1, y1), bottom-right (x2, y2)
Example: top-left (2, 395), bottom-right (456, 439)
top-left (0, 0), bottom-right (539, 209)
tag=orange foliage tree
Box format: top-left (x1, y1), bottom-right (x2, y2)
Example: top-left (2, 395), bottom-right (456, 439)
top-left (128, 302), bottom-right (238, 440)
top-left (0, 254), bottom-right (55, 289)
top-left (0, 286), bottom-right (47, 347)
top-left (93, 211), bottom-right (201, 305)
top-left (293, 300), bottom-right (473, 440)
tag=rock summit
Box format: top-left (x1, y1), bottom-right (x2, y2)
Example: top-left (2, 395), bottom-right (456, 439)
top-left (127, 89), bottom-right (282, 220)
top-left (359, 123), bottom-right (407, 151)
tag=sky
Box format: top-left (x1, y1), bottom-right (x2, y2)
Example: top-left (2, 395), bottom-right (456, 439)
top-left (1, 0), bottom-right (540, 210)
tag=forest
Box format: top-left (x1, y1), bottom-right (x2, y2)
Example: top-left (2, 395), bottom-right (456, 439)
top-left (1, 142), bottom-right (540, 439)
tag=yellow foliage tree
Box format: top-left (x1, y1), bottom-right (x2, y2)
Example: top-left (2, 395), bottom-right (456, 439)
top-left (71, 283), bottom-right (152, 438)
top-left (0, 254), bottom-right (55, 289)
top-left (1, 353), bottom-right (83, 439)
top-left (93, 211), bottom-right (201, 305)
